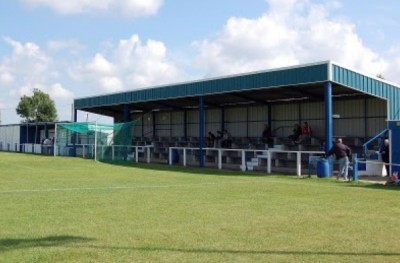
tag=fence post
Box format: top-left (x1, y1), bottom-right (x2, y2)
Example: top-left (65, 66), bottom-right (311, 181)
top-left (353, 153), bottom-right (358, 182)
top-left (241, 150), bottom-right (246, 171)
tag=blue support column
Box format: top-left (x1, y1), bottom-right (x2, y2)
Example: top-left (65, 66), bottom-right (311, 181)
top-left (268, 104), bottom-right (272, 128)
top-left (74, 109), bottom-right (78, 122)
top-left (152, 111), bottom-right (156, 138)
top-left (389, 121), bottom-right (399, 174)
top-left (246, 106), bottom-right (249, 137)
top-left (141, 113), bottom-right (144, 137)
top-left (220, 107), bottom-right (225, 132)
top-left (72, 108), bottom-right (78, 157)
top-left (324, 82), bottom-right (333, 153)
top-left (184, 110), bottom-right (187, 139)
top-left (123, 104), bottom-right (129, 161)
top-left (45, 123), bottom-right (49, 138)
top-left (123, 104), bottom-right (129, 122)
top-left (199, 96), bottom-right (205, 168)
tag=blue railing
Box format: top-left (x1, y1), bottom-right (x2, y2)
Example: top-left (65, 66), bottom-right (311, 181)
top-left (362, 128), bottom-right (389, 156)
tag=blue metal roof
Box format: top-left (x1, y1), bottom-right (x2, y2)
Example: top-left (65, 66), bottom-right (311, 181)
top-left (74, 61), bottom-right (400, 120)
top-left (74, 61), bottom-right (329, 109)
top-left (331, 63), bottom-right (400, 120)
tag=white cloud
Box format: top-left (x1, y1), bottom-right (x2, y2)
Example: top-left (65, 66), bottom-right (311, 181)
top-left (99, 77), bottom-right (123, 92)
top-left (3, 37), bottom-right (51, 85)
top-left (87, 53), bottom-right (116, 75)
top-left (0, 66), bottom-right (14, 85)
top-left (385, 45), bottom-right (400, 82)
top-left (115, 35), bottom-right (182, 88)
top-left (71, 34), bottom-right (183, 93)
top-left (192, 0), bottom-right (389, 80)
top-left (47, 40), bottom-right (84, 55)
top-left (21, 0), bottom-right (163, 17)
top-left (0, 37), bottom-right (77, 124)
top-left (48, 83), bottom-right (74, 100)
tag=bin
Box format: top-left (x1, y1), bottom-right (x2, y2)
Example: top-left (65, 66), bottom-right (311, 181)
top-left (171, 149), bottom-right (179, 163)
top-left (68, 147), bottom-right (75, 157)
top-left (317, 159), bottom-right (330, 178)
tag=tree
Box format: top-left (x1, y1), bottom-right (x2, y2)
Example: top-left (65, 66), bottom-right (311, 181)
top-left (16, 89), bottom-right (58, 123)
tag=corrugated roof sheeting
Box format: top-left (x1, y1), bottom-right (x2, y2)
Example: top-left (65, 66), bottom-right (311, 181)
top-left (332, 64), bottom-right (400, 120)
top-left (74, 63), bottom-right (329, 109)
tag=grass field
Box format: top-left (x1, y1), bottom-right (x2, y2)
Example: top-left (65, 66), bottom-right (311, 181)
top-left (0, 152), bottom-right (399, 262)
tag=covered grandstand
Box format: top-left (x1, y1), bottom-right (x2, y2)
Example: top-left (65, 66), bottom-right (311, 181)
top-left (2, 61), bottom-right (400, 177)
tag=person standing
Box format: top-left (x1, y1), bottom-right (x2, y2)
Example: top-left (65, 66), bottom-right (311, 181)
top-left (380, 139), bottom-right (390, 176)
top-left (326, 138), bottom-right (352, 181)
top-left (261, 124), bottom-right (272, 146)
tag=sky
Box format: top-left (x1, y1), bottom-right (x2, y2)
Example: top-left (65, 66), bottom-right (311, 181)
top-left (1, 0), bottom-right (400, 125)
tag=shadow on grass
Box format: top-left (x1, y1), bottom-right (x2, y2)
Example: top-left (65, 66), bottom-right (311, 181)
top-left (100, 160), bottom-right (265, 177)
top-left (0, 235), bottom-right (94, 251)
top-left (291, 176), bottom-right (400, 192)
top-left (345, 182), bottom-right (400, 191)
top-left (85, 245), bottom-right (400, 257)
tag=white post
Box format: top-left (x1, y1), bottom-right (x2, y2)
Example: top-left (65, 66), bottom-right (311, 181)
top-left (297, 151), bottom-right (301, 176)
top-left (94, 122), bottom-right (97, 162)
top-left (267, 150), bottom-right (272, 174)
top-left (112, 145), bottom-right (115, 160)
top-left (135, 146), bottom-right (139, 163)
top-left (146, 146), bottom-right (151, 163)
top-left (53, 123), bottom-right (57, 157)
top-left (241, 150), bottom-right (246, 171)
top-left (169, 147), bottom-right (172, 165)
top-left (218, 149), bottom-right (222, 169)
top-left (183, 148), bottom-right (187, 167)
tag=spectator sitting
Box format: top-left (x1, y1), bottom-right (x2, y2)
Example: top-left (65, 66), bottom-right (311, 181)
top-left (206, 132), bottom-right (216, 147)
top-left (216, 131), bottom-right (223, 148)
top-left (43, 138), bottom-right (51, 145)
top-left (385, 171), bottom-right (400, 186)
top-left (222, 129), bottom-right (232, 148)
top-left (42, 137), bottom-right (52, 155)
top-left (297, 121), bottom-right (312, 144)
top-left (288, 123), bottom-right (302, 143)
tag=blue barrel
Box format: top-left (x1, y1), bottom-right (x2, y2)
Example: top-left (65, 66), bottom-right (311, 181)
top-left (357, 158), bottom-right (366, 171)
top-left (317, 159), bottom-right (330, 178)
top-left (171, 149), bottom-right (179, 163)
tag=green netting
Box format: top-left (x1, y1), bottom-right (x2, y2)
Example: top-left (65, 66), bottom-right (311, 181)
top-left (55, 120), bottom-right (138, 161)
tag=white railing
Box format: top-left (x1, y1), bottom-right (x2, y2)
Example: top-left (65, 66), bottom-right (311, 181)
top-left (99, 145), bottom-right (153, 163)
top-left (169, 147), bottom-right (325, 177)
top-left (268, 149), bottom-right (325, 176)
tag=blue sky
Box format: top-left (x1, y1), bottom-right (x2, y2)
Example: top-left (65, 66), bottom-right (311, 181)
top-left (1, 0), bottom-right (400, 124)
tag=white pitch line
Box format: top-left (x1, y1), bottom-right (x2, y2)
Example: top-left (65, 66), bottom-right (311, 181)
top-left (0, 181), bottom-right (253, 194)
top-left (0, 177), bottom-right (383, 194)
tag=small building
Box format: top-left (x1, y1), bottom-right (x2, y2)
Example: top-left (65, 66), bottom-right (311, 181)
top-left (0, 122), bottom-right (67, 154)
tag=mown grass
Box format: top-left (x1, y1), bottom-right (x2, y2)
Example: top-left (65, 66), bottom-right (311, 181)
top-left (0, 152), bottom-right (399, 262)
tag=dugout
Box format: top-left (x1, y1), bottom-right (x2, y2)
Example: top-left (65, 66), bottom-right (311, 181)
top-left (0, 122), bottom-right (64, 154)
top-left (73, 61), bottom-right (400, 173)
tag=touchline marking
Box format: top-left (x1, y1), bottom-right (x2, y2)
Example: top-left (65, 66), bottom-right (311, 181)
top-left (0, 181), bottom-right (255, 194)
top-left (0, 178), bottom-right (379, 194)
